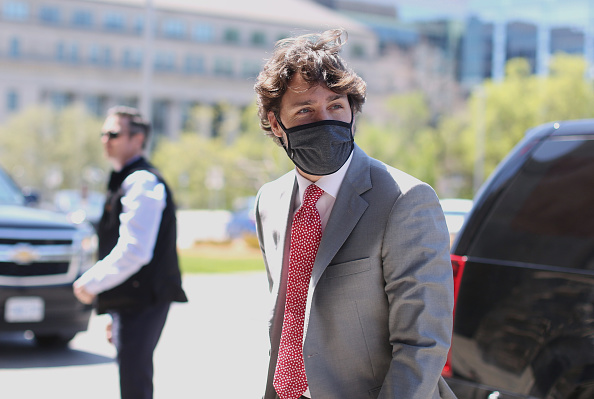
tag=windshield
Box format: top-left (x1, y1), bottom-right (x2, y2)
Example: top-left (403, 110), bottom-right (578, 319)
top-left (0, 167), bottom-right (25, 206)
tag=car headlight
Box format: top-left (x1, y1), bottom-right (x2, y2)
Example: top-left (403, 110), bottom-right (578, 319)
top-left (72, 224), bottom-right (98, 275)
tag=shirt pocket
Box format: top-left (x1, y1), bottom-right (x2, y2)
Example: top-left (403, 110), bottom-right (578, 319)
top-left (325, 257), bottom-right (371, 279)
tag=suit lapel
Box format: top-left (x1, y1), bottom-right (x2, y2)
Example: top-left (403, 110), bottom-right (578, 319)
top-left (269, 174), bottom-right (298, 293)
top-left (311, 145), bottom-right (372, 288)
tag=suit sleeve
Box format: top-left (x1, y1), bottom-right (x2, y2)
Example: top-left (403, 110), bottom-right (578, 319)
top-left (255, 184), bottom-right (275, 293)
top-left (379, 183), bottom-right (454, 399)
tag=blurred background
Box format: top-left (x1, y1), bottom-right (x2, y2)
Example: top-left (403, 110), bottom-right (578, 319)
top-left (1, 0), bottom-right (593, 244)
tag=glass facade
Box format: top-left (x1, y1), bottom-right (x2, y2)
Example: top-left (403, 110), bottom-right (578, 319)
top-left (72, 10), bottom-right (93, 28)
top-left (122, 48), bottom-right (143, 69)
top-left (6, 90), bottom-right (19, 112)
top-left (251, 31), bottom-right (266, 46)
top-left (39, 6), bottom-right (60, 24)
top-left (185, 55), bottom-right (206, 74)
top-left (223, 28), bottom-right (240, 44)
top-left (103, 12), bottom-right (125, 31)
top-left (192, 24), bottom-right (213, 42)
top-left (163, 20), bottom-right (186, 39)
top-left (3, 1), bottom-right (29, 21)
top-left (214, 58), bottom-right (233, 76)
top-left (154, 51), bottom-right (176, 71)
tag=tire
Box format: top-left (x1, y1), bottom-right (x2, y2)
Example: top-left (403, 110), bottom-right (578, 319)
top-left (566, 382), bottom-right (594, 399)
top-left (547, 366), bottom-right (594, 399)
top-left (35, 333), bottom-right (75, 348)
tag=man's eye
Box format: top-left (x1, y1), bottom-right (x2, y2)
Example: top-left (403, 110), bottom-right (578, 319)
top-left (297, 108), bottom-right (311, 114)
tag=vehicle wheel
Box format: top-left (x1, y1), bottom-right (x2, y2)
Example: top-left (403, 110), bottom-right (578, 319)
top-left (35, 334), bottom-right (75, 348)
top-left (566, 383), bottom-right (594, 399)
top-left (547, 366), bottom-right (594, 399)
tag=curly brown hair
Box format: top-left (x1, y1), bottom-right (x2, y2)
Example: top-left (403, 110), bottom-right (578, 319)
top-left (254, 28), bottom-right (366, 145)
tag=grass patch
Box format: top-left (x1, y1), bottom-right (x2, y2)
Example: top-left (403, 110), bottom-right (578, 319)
top-left (179, 241), bottom-right (265, 274)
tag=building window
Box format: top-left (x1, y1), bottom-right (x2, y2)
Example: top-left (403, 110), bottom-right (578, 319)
top-left (89, 44), bottom-right (99, 64)
top-left (70, 43), bottom-right (79, 63)
top-left (277, 33), bottom-right (290, 42)
top-left (50, 92), bottom-right (74, 110)
top-left (192, 24), bottom-right (213, 42)
top-left (251, 31), bottom-right (266, 46)
top-left (133, 16), bottom-right (143, 34)
top-left (103, 12), bottom-right (125, 31)
top-left (3, 1), bottom-right (29, 21)
top-left (163, 20), bottom-right (186, 39)
top-left (39, 6), bottom-right (60, 24)
top-left (56, 42), bottom-right (80, 63)
top-left (56, 41), bottom-right (66, 61)
top-left (214, 58), bottom-right (234, 76)
top-left (351, 44), bottom-right (365, 58)
top-left (7, 90), bottom-right (19, 112)
top-left (154, 51), bottom-right (175, 71)
top-left (103, 47), bottom-right (112, 66)
top-left (118, 97), bottom-right (138, 108)
top-left (85, 95), bottom-right (106, 117)
top-left (151, 100), bottom-right (169, 136)
top-left (122, 48), bottom-right (142, 69)
top-left (72, 10), bottom-right (93, 28)
top-left (184, 54), bottom-right (205, 74)
top-left (89, 44), bottom-right (111, 66)
top-left (223, 28), bottom-right (240, 44)
top-left (8, 37), bottom-right (21, 58)
top-left (242, 60), bottom-right (262, 79)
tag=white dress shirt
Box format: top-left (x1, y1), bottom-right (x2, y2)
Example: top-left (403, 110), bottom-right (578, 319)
top-left (75, 170), bottom-right (166, 295)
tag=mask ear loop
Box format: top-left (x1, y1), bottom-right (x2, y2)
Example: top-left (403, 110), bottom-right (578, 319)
top-left (274, 114), bottom-right (294, 158)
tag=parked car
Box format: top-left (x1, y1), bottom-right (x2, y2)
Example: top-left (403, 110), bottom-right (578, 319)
top-left (444, 120), bottom-right (594, 398)
top-left (53, 188), bottom-right (105, 231)
top-left (0, 166), bottom-right (97, 346)
top-left (226, 196), bottom-right (256, 240)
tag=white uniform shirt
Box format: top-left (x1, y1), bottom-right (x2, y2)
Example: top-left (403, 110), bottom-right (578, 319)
top-left (75, 170), bottom-right (166, 295)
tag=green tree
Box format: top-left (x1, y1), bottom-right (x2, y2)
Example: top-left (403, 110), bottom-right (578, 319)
top-left (462, 54), bottom-right (594, 194)
top-left (151, 103), bottom-right (292, 209)
top-left (0, 105), bottom-right (106, 199)
top-left (356, 91), bottom-right (441, 187)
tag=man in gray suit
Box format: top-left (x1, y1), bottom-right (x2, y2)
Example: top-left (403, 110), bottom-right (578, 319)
top-left (253, 28), bottom-right (456, 399)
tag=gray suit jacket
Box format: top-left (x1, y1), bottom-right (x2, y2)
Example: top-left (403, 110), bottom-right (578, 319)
top-left (255, 145), bottom-right (456, 399)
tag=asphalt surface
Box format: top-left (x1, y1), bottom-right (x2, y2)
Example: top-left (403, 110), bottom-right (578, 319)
top-left (0, 272), bottom-right (271, 398)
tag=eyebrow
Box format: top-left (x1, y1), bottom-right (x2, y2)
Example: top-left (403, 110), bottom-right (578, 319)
top-left (288, 94), bottom-right (347, 108)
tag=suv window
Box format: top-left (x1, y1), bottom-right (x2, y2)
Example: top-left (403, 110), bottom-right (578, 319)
top-left (469, 136), bottom-right (594, 270)
top-left (0, 167), bottom-right (24, 205)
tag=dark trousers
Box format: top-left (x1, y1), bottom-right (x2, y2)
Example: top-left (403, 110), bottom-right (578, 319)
top-left (109, 302), bottom-right (171, 399)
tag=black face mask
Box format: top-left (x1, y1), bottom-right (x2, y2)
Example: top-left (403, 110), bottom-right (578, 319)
top-left (276, 115), bottom-right (354, 176)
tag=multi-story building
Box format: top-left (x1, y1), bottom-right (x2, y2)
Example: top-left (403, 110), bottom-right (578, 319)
top-left (0, 0), bottom-right (382, 137)
top-left (457, 0), bottom-right (594, 86)
top-left (318, 0), bottom-right (594, 89)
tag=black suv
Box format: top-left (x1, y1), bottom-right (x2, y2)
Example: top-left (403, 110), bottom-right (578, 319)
top-left (444, 120), bottom-right (594, 399)
top-left (0, 165), bottom-right (97, 346)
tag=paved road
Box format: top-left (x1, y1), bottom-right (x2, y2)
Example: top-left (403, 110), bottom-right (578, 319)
top-left (0, 272), bottom-right (271, 398)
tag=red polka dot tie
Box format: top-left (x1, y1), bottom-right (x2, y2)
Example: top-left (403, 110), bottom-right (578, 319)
top-left (274, 184), bottom-right (324, 399)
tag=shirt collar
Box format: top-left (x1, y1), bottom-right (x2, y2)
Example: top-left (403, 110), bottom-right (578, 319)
top-left (294, 151), bottom-right (353, 201)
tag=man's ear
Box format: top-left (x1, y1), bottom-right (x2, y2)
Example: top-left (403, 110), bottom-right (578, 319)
top-left (268, 111), bottom-right (283, 138)
top-left (133, 132), bottom-right (147, 149)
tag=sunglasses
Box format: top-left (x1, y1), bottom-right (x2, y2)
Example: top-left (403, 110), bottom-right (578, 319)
top-left (101, 131), bottom-right (124, 140)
